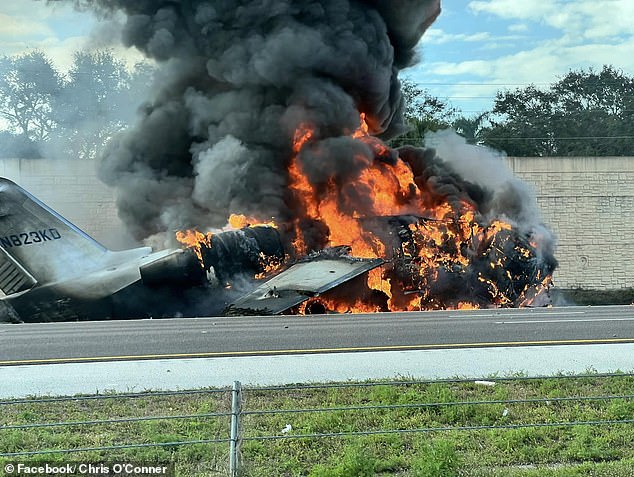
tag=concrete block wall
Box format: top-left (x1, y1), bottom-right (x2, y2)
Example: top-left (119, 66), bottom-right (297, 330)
top-left (2, 156), bottom-right (633, 290)
top-left (0, 159), bottom-right (132, 250)
top-left (506, 156), bottom-right (634, 289)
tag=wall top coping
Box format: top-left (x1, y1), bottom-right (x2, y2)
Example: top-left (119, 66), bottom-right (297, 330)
top-left (3, 156), bottom-right (634, 176)
top-left (0, 158), bottom-right (99, 182)
top-left (505, 156), bottom-right (634, 173)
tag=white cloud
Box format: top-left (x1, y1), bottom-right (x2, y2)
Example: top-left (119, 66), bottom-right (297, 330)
top-left (428, 35), bottom-right (634, 83)
top-left (0, 13), bottom-right (52, 38)
top-left (468, 0), bottom-right (634, 39)
top-left (1, 35), bottom-right (145, 73)
top-left (429, 60), bottom-right (493, 77)
top-left (468, 0), bottom-right (550, 21)
top-left (425, 28), bottom-right (491, 45)
top-left (508, 23), bottom-right (529, 33)
top-left (410, 34), bottom-right (634, 114)
top-left (7, 36), bottom-right (88, 71)
top-left (0, 2), bottom-right (146, 72)
top-left (407, 1), bottom-right (634, 115)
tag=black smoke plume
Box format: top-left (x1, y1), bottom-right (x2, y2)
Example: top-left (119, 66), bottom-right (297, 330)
top-left (50, 0), bottom-right (557, 311)
top-left (52, 0), bottom-right (440, 240)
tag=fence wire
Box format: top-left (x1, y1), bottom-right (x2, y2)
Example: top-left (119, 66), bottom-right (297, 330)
top-left (1, 438), bottom-right (230, 458)
top-left (0, 388), bottom-right (229, 406)
top-left (241, 418), bottom-right (634, 442)
top-left (253, 372), bottom-right (634, 392)
top-left (1, 374), bottom-right (633, 471)
top-left (1, 411), bottom-right (232, 431)
top-left (241, 393), bottom-right (634, 417)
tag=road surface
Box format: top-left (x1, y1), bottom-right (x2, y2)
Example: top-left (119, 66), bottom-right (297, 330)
top-left (2, 305), bottom-right (633, 366)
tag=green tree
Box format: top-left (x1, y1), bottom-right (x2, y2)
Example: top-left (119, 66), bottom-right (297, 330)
top-left (0, 131), bottom-right (42, 158)
top-left (453, 112), bottom-right (489, 145)
top-left (392, 79), bottom-right (458, 147)
top-left (482, 65), bottom-right (634, 156)
top-left (0, 50), bottom-right (155, 159)
top-left (49, 51), bottom-right (156, 159)
top-left (0, 51), bottom-right (63, 143)
top-left (52, 50), bottom-right (133, 159)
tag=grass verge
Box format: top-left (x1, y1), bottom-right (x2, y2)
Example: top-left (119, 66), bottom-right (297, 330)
top-left (1, 373), bottom-right (633, 476)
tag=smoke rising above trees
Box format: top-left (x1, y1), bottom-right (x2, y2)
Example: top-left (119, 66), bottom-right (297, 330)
top-left (36, 2), bottom-right (552, 247)
top-left (36, 0), bottom-right (442, 240)
top-left (17, 0), bottom-right (558, 310)
top-left (0, 51), bottom-right (63, 148)
top-left (390, 78), bottom-right (458, 149)
top-left (0, 50), bottom-right (154, 159)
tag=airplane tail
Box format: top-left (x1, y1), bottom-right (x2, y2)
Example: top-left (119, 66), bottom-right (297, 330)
top-left (0, 178), bottom-right (111, 290)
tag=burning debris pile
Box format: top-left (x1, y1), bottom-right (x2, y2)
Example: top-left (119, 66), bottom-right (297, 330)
top-left (66, 0), bottom-right (556, 313)
top-left (242, 117), bottom-right (555, 313)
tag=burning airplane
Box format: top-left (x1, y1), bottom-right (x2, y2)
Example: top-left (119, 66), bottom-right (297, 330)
top-left (0, 177), bottom-right (384, 322)
top-left (0, 0), bottom-right (558, 322)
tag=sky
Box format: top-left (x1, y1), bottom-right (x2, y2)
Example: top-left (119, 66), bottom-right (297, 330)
top-left (1, 0), bottom-right (634, 117)
top-left (409, 0), bottom-right (634, 115)
top-left (0, 1), bottom-right (143, 72)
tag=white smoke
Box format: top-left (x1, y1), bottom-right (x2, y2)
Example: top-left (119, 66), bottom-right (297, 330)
top-left (427, 128), bottom-right (556, 259)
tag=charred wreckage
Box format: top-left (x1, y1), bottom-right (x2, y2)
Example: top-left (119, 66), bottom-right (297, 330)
top-left (0, 172), bottom-right (555, 323)
top-left (1, 0), bottom-right (557, 322)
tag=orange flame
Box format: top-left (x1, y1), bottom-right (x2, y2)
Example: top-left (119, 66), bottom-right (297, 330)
top-left (176, 229), bottom-right (213, 265)
top-left (228, 213), bottom-right (278, 229)
top-left (284, 113), bottom-right (548, 314)
top-left (254, 252), bottom-right (285, 279)
top-left (203, 113), bottom-right (551, 314)
top-left (288, 115), bottom-right (417, 259)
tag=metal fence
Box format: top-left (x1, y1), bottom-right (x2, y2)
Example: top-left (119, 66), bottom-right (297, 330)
top-left (1, 373), bottom-right (634, 476)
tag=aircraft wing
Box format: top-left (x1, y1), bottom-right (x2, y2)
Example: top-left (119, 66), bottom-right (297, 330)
top-left (226, 255), bottom-right (384, 315)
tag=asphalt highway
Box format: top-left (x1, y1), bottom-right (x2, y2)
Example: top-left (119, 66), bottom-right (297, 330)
top-left (2, 305), bottom-right (634, 366)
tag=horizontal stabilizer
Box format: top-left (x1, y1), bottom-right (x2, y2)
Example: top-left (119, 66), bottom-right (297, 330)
top-left (226, 255), bottom-right (384, 315)
top-left (0, 247), bottom-right (37, 296)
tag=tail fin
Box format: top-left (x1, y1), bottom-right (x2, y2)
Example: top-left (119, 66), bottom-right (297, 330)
top-left (0, 178), bottom-right (110, 286)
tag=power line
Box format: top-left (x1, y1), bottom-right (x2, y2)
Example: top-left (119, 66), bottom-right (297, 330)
top-left (415, 81), bottom-right (634, 88)
top-left (415, 83), bottom-right (554, 86)
top-left (484, 136), bottom-right (634, 141)
top-left (435, 95), bottom-right (634, 100)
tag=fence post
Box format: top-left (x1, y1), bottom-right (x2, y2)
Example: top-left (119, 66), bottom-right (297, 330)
top-left (229, 381), bottom-right (242, 477)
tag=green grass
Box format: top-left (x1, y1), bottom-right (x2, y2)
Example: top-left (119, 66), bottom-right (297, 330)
top-left (1, 374), bottom-right (634, 476)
